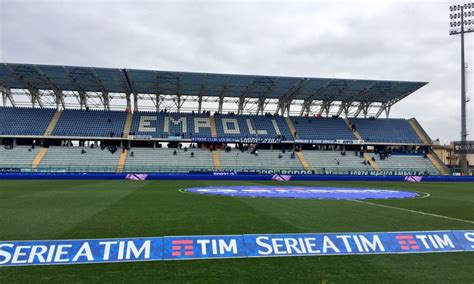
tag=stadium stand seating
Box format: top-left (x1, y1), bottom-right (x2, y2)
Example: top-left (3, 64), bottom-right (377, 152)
top-left (290, 117), bottom-right (356, 140)
top-left (0, 107), bottom-right (55, 136)
top-left (0, 146), bottom-right (39, 168)
top-left (214, 114), bottom-right (292, 141)
top-left (302, 151), bottom-right (372, 173)
top-left (124, 148), bottom-right (214, 172)
top-left (53, 109), bottom-right (127, 137)
top-left (130, 112), bottom-right (212, 139)
top-left (350, 118), bottom-right (422, 144)
top-left (0, 107), bottom-right (427, 145)
top-left (39, 146), bottom-right (120, 172)
top-left (218, 149), bottom-right (303, 171)
top-left (367, 153), bottom-right (439, 175)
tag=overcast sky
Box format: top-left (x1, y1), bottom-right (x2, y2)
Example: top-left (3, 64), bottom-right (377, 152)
top-left (0, 0), bottom-right (473, 143)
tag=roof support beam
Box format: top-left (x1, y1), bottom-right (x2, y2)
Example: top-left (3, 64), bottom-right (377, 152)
top-left (218, 97), bottom-right (224, 113)
top-left (28, 89), bottom-right (43, 108)
top-left (353, 102), bottom-right (371, 118)
top-left (237, 97), bottom-right (246, 114)
top-left (278, 79), bottom-right (305, 115)
top-left (300, 79), bottom-right (334, 116)
top-left (0, 86), bottom-right (15, 106)
top-left (257, 97), bottom-right (266, 115)
top-left (198, 95), bottom-right (203, 113)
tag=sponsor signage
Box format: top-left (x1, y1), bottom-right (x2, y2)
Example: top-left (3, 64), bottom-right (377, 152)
top-left (1, 230), bottom-right (472, 267)
top-left (453, 141), bottom-right (474, 154)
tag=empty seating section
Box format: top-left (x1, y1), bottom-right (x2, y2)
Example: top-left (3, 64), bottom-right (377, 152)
top-left (0, 146), bottom-right (39, 168)
top-left (0, 107), bottom-right (427, 144)
top-left (350, 118), bottom-right (422, 144)
top-left (40, 146), bottom-right (119, 171)
top-left (367, 153), bottom-right (439, 175)
top-left (0, 107), bottom-right (55, 135)
top-left (130, 112), bottom-right (211, 139)
top-left (303, 151), bottom-right (372, 173)
top-left (218, 150), bottom-right (303, 171)
top-left (214, 115), bottom-right (292, 141)
top-left (53, 109), bottom-right (127, 137)
top-left (124, 148), bottom-right (214, 172)
top-left (252, 116), bottom-right (293, 140)
top-left (290, 117), bottom-right (356, 140)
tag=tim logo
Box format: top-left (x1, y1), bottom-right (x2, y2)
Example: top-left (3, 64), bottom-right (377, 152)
top-left (395, 235), bottom-right (420, 250)
top-left (395, 233), bottom-right (455, 250)
top-left (171, 239), bottom-right (194, 256)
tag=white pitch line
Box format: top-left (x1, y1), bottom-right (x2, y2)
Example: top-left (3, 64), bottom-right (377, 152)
top-left (350, 199), bottom-right (474, 225)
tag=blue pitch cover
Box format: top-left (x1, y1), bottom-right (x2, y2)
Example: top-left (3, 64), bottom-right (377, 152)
top-left (185, 186), bottom-right (419, 199)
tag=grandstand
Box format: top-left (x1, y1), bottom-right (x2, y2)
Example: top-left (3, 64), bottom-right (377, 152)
top-left (0, 63), bottom-right (446, 175)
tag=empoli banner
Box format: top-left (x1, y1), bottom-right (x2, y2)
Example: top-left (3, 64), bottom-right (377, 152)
top-left (1, 230), bottom-right (473, 267)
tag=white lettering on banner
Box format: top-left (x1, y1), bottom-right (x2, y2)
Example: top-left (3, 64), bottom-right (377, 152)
top-left (54, 244), bottom-right (72, 262)
top-left (0, 244), bottom-right (14, 264)
top-left (194, 118), bottom-right (211, 133)
top-left (100, 241), bottom-right (117, 260)
top-left (465, 232), bottom-right (474, 248)
top-left (197, 239), bottom-right (238, 255)
top-left (271, 119), bottom-right (282, 135)
top-left (415, 234), bottom-right (454, 249)
top-left (164, 117), bottom-right (187, 133)
top-left (28, 245), bottom-right (48, 263)
top-left (72, 242), bottom-right (93, 262)
top-left (12, 245), bottom-right (29, 264)
top-left (222, 118), bottom-right (240, 134)
top-left (246, 119), bottom-right (268, 135)
top-left (126, 241), bottom-right (151, 260)
top-left (138, 116), bottom-right (157, 132)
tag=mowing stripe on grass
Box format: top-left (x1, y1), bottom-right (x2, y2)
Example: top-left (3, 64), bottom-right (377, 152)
top-left (349, 199), bottom-right (474, 225)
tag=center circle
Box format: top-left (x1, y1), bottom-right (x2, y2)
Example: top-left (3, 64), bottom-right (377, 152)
top-left (184, 186), bottom-right (419, 200)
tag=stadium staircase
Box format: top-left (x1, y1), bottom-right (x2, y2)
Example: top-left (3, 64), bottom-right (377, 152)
top-left (122, 112), bottom-right (133, 138)
top-left (32, 147), bottom-right (48, 169)
top-left (408, 118), bottom-right (449, 175)
top-left (367, 153), bottom-right (439, 175)
top-left (295, 151), bottom-right (310, 170)
top-left (43, 110), bottom-right (62, 136)
top-left (363, 152), bottom-right (380, 171)
top-left (0, 146), bottom-right (39, 168)
top-left (117, 149), bottom-right (128, 173)
top-left (209, 116), bottom-right (218, 138)
top-left (212, 151), bottom-right (221, 170)
top-left (408, 118), bottom-right (431, 144)
top-left (344, 118), bottom-right (363, 140)
top-left (427, 152), bottom-right (449, 175)
top-left (285, 117), bottom-right (298, 138)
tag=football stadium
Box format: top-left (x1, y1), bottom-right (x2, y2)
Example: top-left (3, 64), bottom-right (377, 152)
top-left (0, 62), bottom-right (473, 282)
top-left (1, 2), bottom-right (474, 282)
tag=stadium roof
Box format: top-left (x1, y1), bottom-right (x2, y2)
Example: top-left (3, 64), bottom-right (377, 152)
top-left (0, 63), bottom-right (427, 117)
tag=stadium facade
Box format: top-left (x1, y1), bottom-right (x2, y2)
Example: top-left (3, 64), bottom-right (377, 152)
top-left (0, 63), bottom-right (452, 175)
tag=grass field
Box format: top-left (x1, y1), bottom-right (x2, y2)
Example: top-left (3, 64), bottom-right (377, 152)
top-left (1, 180), bottom-right (473, 283)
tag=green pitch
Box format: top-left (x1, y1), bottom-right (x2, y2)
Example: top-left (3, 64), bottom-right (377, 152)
top-left (0, 180), bottom-right (473, 283)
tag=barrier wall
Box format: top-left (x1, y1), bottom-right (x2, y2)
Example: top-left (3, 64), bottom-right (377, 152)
top-left (1, 173), bottom-right (474, 182)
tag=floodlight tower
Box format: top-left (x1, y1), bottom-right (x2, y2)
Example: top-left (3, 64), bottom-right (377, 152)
top-left (449, 3), bottom-right (474, 175)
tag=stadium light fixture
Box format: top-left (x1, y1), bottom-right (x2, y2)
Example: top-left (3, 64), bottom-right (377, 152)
top-left (449, 3), bottom-right (473, 175)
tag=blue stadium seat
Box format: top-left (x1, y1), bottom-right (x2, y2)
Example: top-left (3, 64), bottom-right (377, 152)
top-left (130, 112), bottom-right (212, 138)
top-left (0, 107), bottom-right (55, 136)
top-left (290, 117), bottom-right (356, 140)
top-left (350, 118), bottom-right (422, 144)
top-left (53, 109), bottom-right (127, 137)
